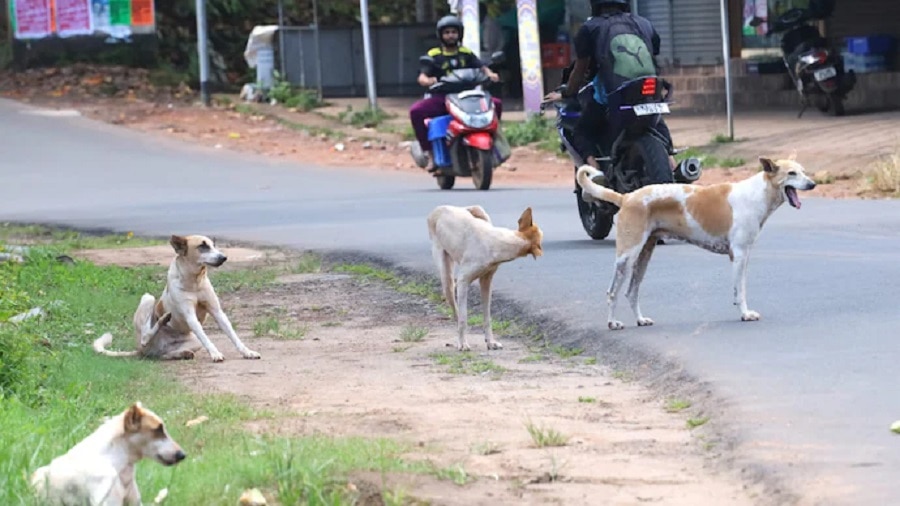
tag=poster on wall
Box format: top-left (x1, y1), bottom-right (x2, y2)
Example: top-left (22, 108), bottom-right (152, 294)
top-left (13, 0), bottom-right (53, 39)
top-left (458, 0), bottom-right (480, 58)
top-left (56, 0), bottom-right (92, 37)
top-left (516, 0), bottom-right (544, 114)
top-left (10, 0), bottom-right (155, 39)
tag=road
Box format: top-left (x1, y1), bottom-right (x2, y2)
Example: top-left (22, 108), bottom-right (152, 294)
top-left (3, 97), bottom-right (899, 505)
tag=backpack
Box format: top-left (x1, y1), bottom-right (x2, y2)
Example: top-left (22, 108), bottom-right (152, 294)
top-left (591, 13), bottom-right (658, 92)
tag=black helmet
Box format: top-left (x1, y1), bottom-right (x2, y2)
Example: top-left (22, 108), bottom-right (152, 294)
top-left (436, 15), bottom-right (464, 42)
top-left (591, 0), bottom-right (631, 11)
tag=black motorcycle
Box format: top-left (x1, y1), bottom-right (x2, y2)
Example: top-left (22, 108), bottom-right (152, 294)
top-left (763, 1), bottom-right (855, 117)
top-left (541, 76), bottom-right (701, 240)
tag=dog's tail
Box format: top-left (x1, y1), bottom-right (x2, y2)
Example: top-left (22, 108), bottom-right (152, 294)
top-left (92, 332), bottom-right (139, 357)
top-left (576, 165), bottom-right (624, 207)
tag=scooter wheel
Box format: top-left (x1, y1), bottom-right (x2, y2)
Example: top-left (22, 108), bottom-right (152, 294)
top-left (436, 175), bottom-right (456, 190)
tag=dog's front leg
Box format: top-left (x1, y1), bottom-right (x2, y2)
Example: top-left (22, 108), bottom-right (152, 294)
top-left (454, 277), bottom-right (472, 351)
top-left (185, 314), bottom-right (226, 362)
top-left (480, 271), bottom-right (502, 350)
top-left (209, 308), bottom-right (260, 359)
top-left (732, 248), bottom-right (759, 321)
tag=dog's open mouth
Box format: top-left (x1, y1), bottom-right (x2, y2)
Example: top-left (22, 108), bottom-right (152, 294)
top-left (785, 186), bottom-right (801, 209)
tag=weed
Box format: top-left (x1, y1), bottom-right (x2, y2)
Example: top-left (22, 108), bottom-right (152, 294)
top-left (472, 441), bottom-right (502, 455)
top-left (665, 399), bottom-right (692, 413)
top-left (338, 105), bottom-right (393, 128)
top-left (400, 325), bottom-right (428, 343)
top-left (504, 116), bottom-right (556, 150)
top-left (435, 464), bottom-right (470, 485)
top-left (549, 345), bottom-right (583, 359)
top-left (687, 417), bottom-right (710, 429)
top-left (431, 352), bottom-right (506, 376)
top-left (865, 152), bottom-right (900, 195)
top-left (525, 420), bottom-right (569, 448)
top-left (578, 396), bottom-right (596, 403)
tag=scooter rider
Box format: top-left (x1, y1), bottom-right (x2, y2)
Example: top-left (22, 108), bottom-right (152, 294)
top-left (409, 15), bottom-right (502, 169)
top-left (543, 0), bottom-right (675, 177)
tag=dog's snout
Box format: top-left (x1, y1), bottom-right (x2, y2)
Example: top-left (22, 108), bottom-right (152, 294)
top-left (175, 450), bottom-right (186, 462)
top-left (808, 181), bottom-right (817, 190)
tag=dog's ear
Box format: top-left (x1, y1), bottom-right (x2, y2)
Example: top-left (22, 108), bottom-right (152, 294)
top-left (124, 402), bottom-right (144, 433)
top-left (518, 207), bottom-right (534, 231)
top-left (759, 157), bottom-right (779, 174)
top-left (170, 235), bottom-right (188, 256)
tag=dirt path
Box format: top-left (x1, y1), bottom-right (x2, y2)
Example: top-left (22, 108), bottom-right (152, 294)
top-left (79, 245), bottom-right (762, 505)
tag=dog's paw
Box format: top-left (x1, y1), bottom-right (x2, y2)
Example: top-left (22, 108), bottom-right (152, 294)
top-left (158, 312), bottom-right (172, 327)
top-left (741, 311), bottom-right (761, 322)
top-left (637, 317), bottom-right (654, 327)
top-left (486, 340), bottom-right (503, 351)
top-left (241, 349), bottom-right (261, 359)
top-left (608, 320), bottom-right (625, 331)
top-left (457, 342), bottom-right (472, 352)
top-left (180, 350), bottom-right (195, 360)
top-left (210, 351), bottom-right (226, 362)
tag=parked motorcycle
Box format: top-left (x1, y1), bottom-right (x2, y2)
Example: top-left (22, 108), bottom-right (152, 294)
top-left (764, 1), bottom-right (855, 117)
top-left (541, 76), bottom-right (702, 240)
top-left (418, 52), bottom-right (510, 190)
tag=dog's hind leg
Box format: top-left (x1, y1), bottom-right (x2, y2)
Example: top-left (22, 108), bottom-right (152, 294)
top-left (626, 238), bottom-right (658, 327)
top-left (731, 247), bottom-right (760, 321)
top-left (453, 273), bottom-right (473, 351)
top-left (479, 269), bottom-right (502, 350)
top-left (607, 250), bottom-right (639, 331)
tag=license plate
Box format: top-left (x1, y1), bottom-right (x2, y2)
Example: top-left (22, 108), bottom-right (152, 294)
top-left (814, 66), bottom-right (837, 81)
top-left (633, 103), bottom-right (670, 116)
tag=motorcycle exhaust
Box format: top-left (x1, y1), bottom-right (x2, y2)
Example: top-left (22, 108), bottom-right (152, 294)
top-left (673, 157), bottom-right (702, 183)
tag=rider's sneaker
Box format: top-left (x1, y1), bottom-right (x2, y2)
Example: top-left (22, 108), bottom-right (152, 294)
top-left (590, 171), bottom-right (608, 187)
top-left (410, 143), bottom-right (430, 169)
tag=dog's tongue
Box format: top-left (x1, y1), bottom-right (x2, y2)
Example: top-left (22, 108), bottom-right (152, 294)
top-left (786, 187), bottom-right (801, 209)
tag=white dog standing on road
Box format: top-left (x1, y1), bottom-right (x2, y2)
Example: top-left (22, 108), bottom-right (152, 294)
top-left (577, 156), bottom-right (816, 328)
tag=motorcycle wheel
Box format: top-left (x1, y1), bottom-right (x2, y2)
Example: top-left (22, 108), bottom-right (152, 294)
top-left (470, 148), bottom-right (494, 190)
top-left (436, 174), bottom-right (456, 190)
top-left (576, 187), bottom-right (615, 240)
top-left (630, 134), bottom-right (674, 184)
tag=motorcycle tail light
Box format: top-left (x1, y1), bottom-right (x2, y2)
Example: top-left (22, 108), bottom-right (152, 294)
top-left (641, 78), bottom-right (657, 96)
top-left (816, 50), bottom-right (828, 63)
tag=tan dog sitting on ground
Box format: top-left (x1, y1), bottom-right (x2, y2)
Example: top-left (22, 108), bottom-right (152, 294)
top-left (93, 234), bottom-right (260, 362)
top-left (31, 402), bottom-right (185, 506)
top-left (427, 205), bottom-right (544, 351)
top-left (576, 156), bottom-right (816, 329)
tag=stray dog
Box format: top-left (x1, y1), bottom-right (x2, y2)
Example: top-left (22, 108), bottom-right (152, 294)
top-left (576, 156), bottom-right (816, 328)
top-left (31, 402), bottom-right (185, 506)
top-left (427, 205), bottom-right (543, 351)
top-left (93, 234), bottom-right (260, 362)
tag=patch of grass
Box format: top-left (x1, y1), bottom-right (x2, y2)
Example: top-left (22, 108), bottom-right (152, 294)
top-left (578, 396), bottom-right (596, 403)
top-left (525, 420), bottom-right (570, 448)
top-left (400, 325), bottom-right (428, 343)
top-left (253, 316), bottom-right (281, 336)
top-left (234, 104), bottom-right (345, 140)
top-left (719, 157), bottom-right (746, 168)
top-left (431, 352), bottom-right (506, 377)
top-left (711, 133), bottom-right (737, 144)
top-left (665, 398), bottom-right (692, 413)
top-left (687, 416), bottom-right (710, 429)
top-left (322, 321), bottom-right (342, 327)
top-left (519, 353), bottom-right (544, 363)
top-left (0, 223), bottom-right (163, 250)
top-left (435, 464), bottom-right (470, 485)
top-left (209, 267), bottom-right (279, 293)
top-left (865, 152), bottom-right (900, 196)
top-left (334, 263), bottom-right (441, 304)
top-left (611, 370), bottom-right (633, 382)
top-left (0, 231), bottom-right (432, 505)
top-left (504, 116), bottom-right (557, 151)
top-left (674, 148), bottom-right (744, 169)
top-left (337, 105), bottom-right (393, 128)
top-left (472, 441), bottom-right (502, 456)
top-left (293, 253), bottom-right (322, 274)
top-left (583, 357), bottom-right (598, 366)
top-left (548, 345), bottom-right (583, 359)
top-left (268, 71), bottom-right (325, 112)
top-left (465, 314), bottom-right (514, 334)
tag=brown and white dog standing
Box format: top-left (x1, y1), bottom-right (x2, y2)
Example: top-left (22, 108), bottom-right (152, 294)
top-left (576, 156), bottom-right (816, 329)
top-left (31, 402), bottom-right (185, 506)
top-left (93, 234), bottom-right (260, 362)
top-left (427, 205), bottom-right (543, 351)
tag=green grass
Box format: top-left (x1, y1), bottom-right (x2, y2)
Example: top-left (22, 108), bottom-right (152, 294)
top-left (665, 399), bottom-right (692, 413)
top-left (503, 116), bottom-right (558, 152)
top-left (399, 325), bottom-right (428, 343)
top-left (1, 223), bottom-right (163, 250)
top-left (687, 417), bottom-right (710, 429)
top-left (0, 232), bottom-right (433, 505)
top-left (525, 420), bottom-right (569, 448)
top-left (578, 396), bottom-right (596, 403)
top-left (430, 352), bottom-right (506, 377)
top-left (334, 263), bottom-right (441, 304)
top-left (337, 105), bottom-right (393, 128)
top-left (675, 147), bottom-right (746, 169)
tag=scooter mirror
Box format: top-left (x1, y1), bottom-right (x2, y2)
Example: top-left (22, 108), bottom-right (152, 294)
top-left (490, 51), bottom-right (506, 65)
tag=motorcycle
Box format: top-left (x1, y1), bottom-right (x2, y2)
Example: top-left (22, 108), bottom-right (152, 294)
top-left (541, 76), bottom-right (702, 240)
top-left (418, 52), bottom-right (510, 191)
top-left (762, 0), bottom-right (855, 117)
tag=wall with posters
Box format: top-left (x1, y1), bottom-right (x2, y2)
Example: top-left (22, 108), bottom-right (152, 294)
top-left (8, 0), bottom-right (155, 40)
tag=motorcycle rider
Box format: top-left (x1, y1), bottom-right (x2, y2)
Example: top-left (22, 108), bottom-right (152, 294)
top-left (409, 15), bottom-right (502, 169)
top-left (544, 0), bottom-right (675, 178)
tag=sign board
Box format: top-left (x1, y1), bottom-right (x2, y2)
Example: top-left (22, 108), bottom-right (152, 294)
top-left (8, 0), bottom-right (155, 40)
top-left (516, 0), bottom-right (544, 114)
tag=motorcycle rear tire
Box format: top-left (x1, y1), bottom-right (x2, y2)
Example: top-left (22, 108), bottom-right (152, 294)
top-left (632, 135), bottom-right (674, 184)
top-left (576, 190), bottom-right (615, 240)
top-left (436, 174), bottom-right (456, 190)
top-left (470, 148), bottom-right (494, 190)
top-left (829, 94), bottom-right (845, 117)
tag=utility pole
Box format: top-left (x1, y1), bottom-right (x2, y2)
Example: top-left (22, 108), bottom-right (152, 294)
top-left (359, 0), bottom-right (377, 109)
top-left (720, 0), bottom-right (734, 140)
top-left (195, 0), bottom-right (211, 106)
